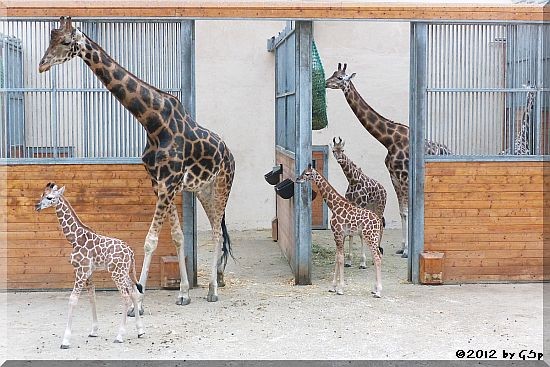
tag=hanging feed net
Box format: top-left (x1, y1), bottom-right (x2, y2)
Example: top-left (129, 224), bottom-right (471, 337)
top-left (311, 40), bottom-right (328, 130)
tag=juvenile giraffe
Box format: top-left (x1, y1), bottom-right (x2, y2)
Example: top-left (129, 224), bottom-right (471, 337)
top-left (35, 183), bottom-right (144, 349)
top-left (326, 63), bottom-right (451, 258)
top-left (331, 137), bottom-right (387, 269)
top-left (39, 17), bottom-right (235, 313)
top-left (500, 86), bottom-right (535, 155)
top-left (297, 165), bottom-right (383, 297)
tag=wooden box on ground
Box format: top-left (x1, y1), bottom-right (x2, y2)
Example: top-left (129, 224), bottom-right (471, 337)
top-left (419, 252), bottom-right (445, 284)
top-left (160, 256), bottom-right (180, 289)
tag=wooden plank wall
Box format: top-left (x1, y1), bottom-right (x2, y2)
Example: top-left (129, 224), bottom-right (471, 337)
top-left (2, 164), bottom-right (182, 290)
top-left (275, 150), bottom-right (295, 271)
top-left (424, 161), bottom-right (546, 283)
top-left (5, 1), bottom-right (547, 21)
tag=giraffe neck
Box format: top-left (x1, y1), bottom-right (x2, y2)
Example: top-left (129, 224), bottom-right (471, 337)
top-left (343, 82), bottom-right (405, 149)
top-left (78, 33), bottom-right (180, 134)
top-left (311, 171), bottom-right (347, 213)
top-left (55, 196), bottom-right (92, 243)
top-left (335, 153), bottom-right (362, 185)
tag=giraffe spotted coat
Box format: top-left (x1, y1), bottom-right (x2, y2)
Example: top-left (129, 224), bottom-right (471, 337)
top-left (39, 17), bottom-right (236, 312)
top-left (35, 183), bottom-right (144, 349)
top-left (298, 166), bottom-right (383, 298)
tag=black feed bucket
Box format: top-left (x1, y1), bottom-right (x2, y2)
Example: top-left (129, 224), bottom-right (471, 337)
top-left (264, 164), bottom-right (283, 185)
top-left (275, 178), bottom-right (294, 199)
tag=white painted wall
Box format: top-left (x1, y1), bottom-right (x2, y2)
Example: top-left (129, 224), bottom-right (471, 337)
top-left (194, 20), bottom-right (410, 230)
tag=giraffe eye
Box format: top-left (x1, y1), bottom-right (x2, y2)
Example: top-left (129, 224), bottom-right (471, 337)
top-left (61, 40), bottom-right (71, 46)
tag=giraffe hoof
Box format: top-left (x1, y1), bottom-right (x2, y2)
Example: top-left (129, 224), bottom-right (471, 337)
top-left (328, 288), bottom-right (336, 293)
top-left (207, 294), bottom-right (219, 302)
top-left (88, 334), bottom-right (98, 338)
top-left (344, 263), bottom-right (352, 268)
top-left (336, 290), bottom-right (344, 295)
top-left (138, 332), bottom-right (145, 338)
top-left (113, 339), bottom-right (123, 344)
top-left (60, 344), bottom-right (70, 349)
top-left (218, 280), bottom-right (226, 288)
top-left (395, 249), bottom-right (404, 255)
top-left (401, 252), bottom-right (408, 258)
top-left (359, 265), bottom-right (367, 269)
top-left (176, 297), bottom-right (191, 306)
top-left (372, 292), bottom-right (382, 298)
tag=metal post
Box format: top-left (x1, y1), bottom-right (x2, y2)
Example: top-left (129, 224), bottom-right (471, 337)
top-left (409, 22), bottom-right (428, 284)
top-left (180, 20), bottom-right (197, 288)
top-left (294, 20), bottom-right (312, 285)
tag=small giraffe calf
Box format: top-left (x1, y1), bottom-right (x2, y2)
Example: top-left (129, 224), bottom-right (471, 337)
top-left (35, 183), bottom-right (145, 349)
top-left (297, 165), bottom-right (383, 297)
top-left (331, 137), bottom-right (387, 269)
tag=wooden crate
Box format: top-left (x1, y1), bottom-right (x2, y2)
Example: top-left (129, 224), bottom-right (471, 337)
top-left (160, 256), bottom-right (181, 289)
top-left (419, 252), bottom-right (445, 284)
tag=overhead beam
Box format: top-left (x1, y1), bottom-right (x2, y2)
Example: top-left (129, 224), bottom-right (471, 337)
top-left (3, 1), bottom-right (548, 22)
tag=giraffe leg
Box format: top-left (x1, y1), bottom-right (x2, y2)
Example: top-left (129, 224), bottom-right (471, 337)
top-left (130, 285), bottom-right (145, 338)
top-left (336, 243), bottom-right (345, 295)
top-left (61, 270), bottom-right (88, 349)
top-left (359, 236), bottom-right (368, 270)
top-left (396, 202), bottom-right (408, 256)
top-left (168, 204), bottom-right (191, 306)
top-left (329, 234), bottom-right (345, 295)
top-left (85, 278), bottom-right (99, 337)
top-left (344, 235), bottom-right (353, 267)
top-left (401, 206), bottom-right (409, 258)
top-left (366, 231), bottom-right (383, 298)
top-left (129, 188), bottom-right (175, 317)
top-left (207, 229), bottom-right (223, 302)
top-left (114, 293), bottom-right (131, 343)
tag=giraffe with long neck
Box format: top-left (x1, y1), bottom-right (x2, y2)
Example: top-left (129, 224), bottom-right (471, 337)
top-left (35, 183), bottom-right (144, 349)
top-left (331, 137), bottom-right (386, 268)
top-left (297, 165), bottom-right (383, 297)
top-left (39, 17), bottom-right (236, 313)
top-left (326, 63), bottom-right (451, 258)
top-left (500, 86), bottom-right (535, 155)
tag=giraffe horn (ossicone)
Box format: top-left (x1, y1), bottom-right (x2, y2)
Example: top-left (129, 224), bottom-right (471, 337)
top-left (343, 63), bottom-right (347, 72)
top-left (338, 63), bottom-right (341, 71)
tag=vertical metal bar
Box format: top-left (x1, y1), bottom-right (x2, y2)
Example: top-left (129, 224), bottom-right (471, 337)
top-left (180, 20), bottom-right (197, 288)
top-left (535, 24), bottom-right (543, 155)
top-left (409, 22), bottom-right (427, 284)
top-left (294, 20), bottom-right (312, 285)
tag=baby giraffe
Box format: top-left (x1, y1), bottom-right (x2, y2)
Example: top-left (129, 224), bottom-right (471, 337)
top-left (35, 183), bottom-right (144, 349)
top-left (297, 165), bottom-right (383, 297)
top-left (331, 137), bottom-right (387, 269)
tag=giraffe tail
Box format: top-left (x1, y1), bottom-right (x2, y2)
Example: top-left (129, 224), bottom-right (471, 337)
top-left (220, 213), bottom-right (235, 270)
top-left (131, 255), bottom-right (144, 294)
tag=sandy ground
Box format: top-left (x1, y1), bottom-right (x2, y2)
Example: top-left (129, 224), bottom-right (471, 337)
top-left (1, 229), bottom-right (544, 361)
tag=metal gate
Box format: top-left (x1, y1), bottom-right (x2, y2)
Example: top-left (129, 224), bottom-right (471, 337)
top-left (268, 21), bottom-right (313, 285)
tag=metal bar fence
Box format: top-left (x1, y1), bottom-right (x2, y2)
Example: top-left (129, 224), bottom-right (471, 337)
top-left (0, 19), bottom-right (185, 163)
top-left (421, 22), bottom-right (549, 160)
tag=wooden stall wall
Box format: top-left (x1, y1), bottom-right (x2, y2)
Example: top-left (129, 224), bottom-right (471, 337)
top-left (275, 150), bottom-right (296, 270)
top-left (424, 161), bottom-right (545, 283)
top-left (2, 164), bottom-right (182, 290)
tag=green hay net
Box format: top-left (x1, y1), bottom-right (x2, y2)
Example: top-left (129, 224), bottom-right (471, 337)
top-left (312, 40), bottom-right (328, 130)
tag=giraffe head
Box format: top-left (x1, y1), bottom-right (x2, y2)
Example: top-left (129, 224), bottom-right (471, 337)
top-left (330, 137), bottom-right (347, 163)
top-left (325, 63), bottom-right (356, 91)
top-left (35, 182), bottom-right (65, 211)
top-left (296, 164), bottom-right (317, 183)
top-left (39, 16), bottom-right (84, 73)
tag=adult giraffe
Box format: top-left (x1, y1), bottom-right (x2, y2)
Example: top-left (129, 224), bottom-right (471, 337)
top-left (326, 63), bottom-right (450, 258)
top-left (39, 17), bottom-right (235, 312)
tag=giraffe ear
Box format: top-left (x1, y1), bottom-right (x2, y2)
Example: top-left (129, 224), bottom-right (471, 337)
top-left (344, 73), bottom-right (356, 81)
top-left (58, 186), bottom-right (66, 196)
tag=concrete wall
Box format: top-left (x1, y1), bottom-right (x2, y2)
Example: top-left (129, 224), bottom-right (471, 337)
top-left (194, 20), bottom-right (410, 230)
